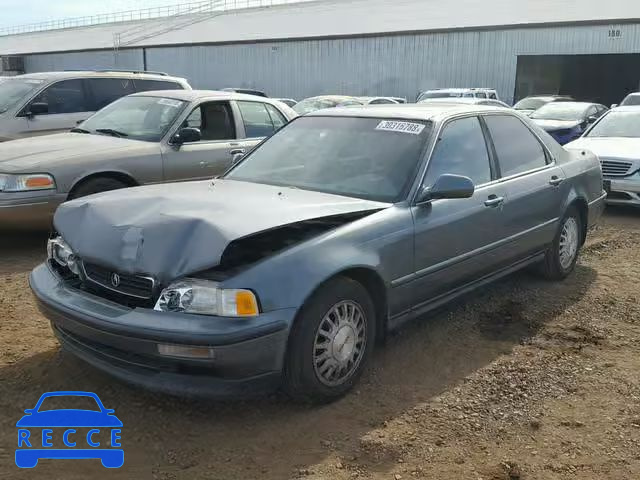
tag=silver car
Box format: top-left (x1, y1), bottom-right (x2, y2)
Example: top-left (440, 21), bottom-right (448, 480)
top-left (0, 71), bottom-right (191, 141)
top-left (0, 90), bottom-right (297, 229)
top-left (30, 104), bottom-right (605, 402)
top-left (566, 106), bottom-right (640, 206)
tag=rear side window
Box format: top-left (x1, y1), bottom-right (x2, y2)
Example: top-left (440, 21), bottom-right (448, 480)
top-left (237, 101), bottom-right (279, 138)
top-left (30, 79), bottom-right (89, 114)
top-left (135, 79), bottom-right (183, 92)
top-left (484, 115), bottom-right (548, 177)
top-left (424, 116), bottom-right (492, 187)
top-left (87, 78), bottom-right (135, 111)
top-left (265, 104), bottom-right (287, 130)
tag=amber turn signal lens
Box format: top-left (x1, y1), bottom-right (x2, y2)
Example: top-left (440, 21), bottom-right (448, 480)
top-left (235, 290), bottom-right (259, 316)
top-left (25, 176), bottom-right (54, 188)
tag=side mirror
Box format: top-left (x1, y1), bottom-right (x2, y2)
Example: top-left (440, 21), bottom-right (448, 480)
top-left (171, 127), bottom-right (201, 145)
top-left (416, 174), bottom-right (475, 203)
top-left (611, 104), bottom-right (618, 109)
top-left (24, 409), bottom-right (34, 414)
top-left (231, 152), bottom-right (245, 165)
top-left (587, 115), bottom-right (598, 124)
top-left (27, 102), bottom-right (48, 117)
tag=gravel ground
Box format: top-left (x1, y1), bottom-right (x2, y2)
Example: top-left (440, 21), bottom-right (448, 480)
top-left (0, 207), bottom-right (639, 479)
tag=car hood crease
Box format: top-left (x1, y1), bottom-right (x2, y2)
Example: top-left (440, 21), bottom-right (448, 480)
top-left (54, 179), bottom-right (389, 284)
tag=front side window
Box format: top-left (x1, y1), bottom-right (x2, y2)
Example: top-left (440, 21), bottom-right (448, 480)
top-left (424, 116), bottom-right (492, 187)
top-left (237, 101), bottom-right (277, 138)
top-left (226, 116), bottom-right (432, 202)
top-left (0, 78), bottom-right (44, 114)
top-left (87, 78), bottom-right (136, 111)
top-left (484, 115), bottom-right (547, 177)
top-left (30, 79), bottom-right (88, 114)
top-left (620, 94), bottom-right (640, 106)
top-left (184, 101), bottom-right (236, 141)
top-left (80, 95), bottom-right (187, 142)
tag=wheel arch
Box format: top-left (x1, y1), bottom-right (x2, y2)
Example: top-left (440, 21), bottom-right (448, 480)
top-left (67, 171), bottom-right (139, 200)
top-left (290, 265), bottom-right (389, 345)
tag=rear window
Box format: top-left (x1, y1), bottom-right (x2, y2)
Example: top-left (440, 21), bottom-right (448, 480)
top-left (620, 94), bottom-right (640, 106)
top-left (135, 79), bottom-right (183, 92)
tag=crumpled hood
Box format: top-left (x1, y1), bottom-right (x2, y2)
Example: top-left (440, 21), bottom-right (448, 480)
top-left (565, 137), bottom-right (640, 160)
top-left (54, 180), bottom-right (389, 284)
top-left (531, 119), bottom-right (582, 131)
top-left (0, 132), bottom-right (142, 171)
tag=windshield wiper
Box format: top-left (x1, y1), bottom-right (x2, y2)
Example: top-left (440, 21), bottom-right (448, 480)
top-left (70, 127), bottom-right (91, 134)
top-left (95, 128), bottom-right (128, 138)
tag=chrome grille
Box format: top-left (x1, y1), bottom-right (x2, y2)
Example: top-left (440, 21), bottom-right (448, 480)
top-left (601, 159), bottom-right (633, 177)
top-left (82, 262), bottom-right (154, 300)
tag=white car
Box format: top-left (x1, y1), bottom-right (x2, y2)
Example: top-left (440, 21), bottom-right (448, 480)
top-left (566, 106), bottom-right (640, 206)
top-left (0, 70), bottom-right (191, 141)
top-left (416, 88), bottom-right (500, 103)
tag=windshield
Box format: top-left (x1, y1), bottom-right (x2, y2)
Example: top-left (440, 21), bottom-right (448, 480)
top-left (514, 98), bottom-right (550, 110)
top-left (37, 395), bottom-right (101, 412)
top-left (530, 103), bottom-right (588, 121)
top-left (0, 78), bottom-right (44, 114)
top-left (585, 111), bottom-right (640, 138)
top-left (225, 116), bottom-right (432, 202)
top-left (80, 95), bottom-right (187, 142)
top-left (620, 95), bottom-right (640, 106)
top-left (293, 98), bottom-right (345, 115)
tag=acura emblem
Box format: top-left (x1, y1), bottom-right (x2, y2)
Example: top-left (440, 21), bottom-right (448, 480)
top-left (111, 273), bottom-right (121, 287)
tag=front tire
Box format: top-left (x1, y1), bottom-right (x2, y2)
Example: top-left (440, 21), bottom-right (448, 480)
top-left (283, 277), bottom-right (376, 404)
top-left (69, 177), bottom-right (129, 200)
top-left (540, 206), bottom-right (582, 280)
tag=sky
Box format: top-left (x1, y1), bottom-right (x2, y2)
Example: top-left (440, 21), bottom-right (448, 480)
top-left (1, 0), bottom-right (181, 28)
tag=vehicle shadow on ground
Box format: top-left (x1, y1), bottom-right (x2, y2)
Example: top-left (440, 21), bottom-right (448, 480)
top-left (0, 231), bottom-right (48, 275)
top-left (0, 265), bottom-right (597, 479)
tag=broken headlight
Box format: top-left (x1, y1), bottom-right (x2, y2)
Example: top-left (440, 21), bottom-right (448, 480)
top-left (47, 236), bottom-right (81, 276)
top-left (154, 279), bottom-right (260, 317)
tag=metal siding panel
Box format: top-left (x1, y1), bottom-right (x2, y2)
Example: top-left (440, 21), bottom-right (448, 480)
top-left (24, 49), bottom-right (144, 73)
top-left (31, 22), bottom-right (640, 105)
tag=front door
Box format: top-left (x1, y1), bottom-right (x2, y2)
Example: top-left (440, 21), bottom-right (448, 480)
top-left (161, 100), bottom-right (241, 181)
top-left (411, 116), bottom-right (508, 306)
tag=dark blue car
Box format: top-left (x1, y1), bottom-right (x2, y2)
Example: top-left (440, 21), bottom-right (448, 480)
top-left (530, 101), bottom-right (608, 145)
top-left (15, 391), bottom-right (123, 468)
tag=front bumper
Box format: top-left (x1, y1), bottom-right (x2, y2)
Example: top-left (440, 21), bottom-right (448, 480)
top-left (0, 191), bottom-right (66, 230)
top-left (604, 174), bottom-right (640, 206)
top-left (30, 263), bottom-right (294, 398)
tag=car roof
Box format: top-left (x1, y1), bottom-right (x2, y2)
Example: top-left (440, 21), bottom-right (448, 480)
top-left (538, 101), bottom-right (597, 109)
top-left (16, 71), bottom-right (186, 82)
top-left (624, 92), bottom-right (640, 96)
top-left (299, 95), bottom-right (358, 102)
top-left (421, 87), bottom-right (496, 93)
top-left (307, 103), bottom-right (509, 121)
top-left (131, 89), bottom-right (283, 103)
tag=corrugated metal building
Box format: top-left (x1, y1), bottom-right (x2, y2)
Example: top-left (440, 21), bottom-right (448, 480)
top-left (2, 0), bottom-right (640, 104)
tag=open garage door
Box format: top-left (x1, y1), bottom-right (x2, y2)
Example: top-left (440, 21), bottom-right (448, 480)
top-left (515, 54), bottom-right (640, 107)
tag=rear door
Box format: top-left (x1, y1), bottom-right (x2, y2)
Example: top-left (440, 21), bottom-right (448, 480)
top-left (161, 100), bottom-right (242, 181)
top-left (25, 79), bottom-right (92, 135)
top-left (482, 114), bottom-right (565, 262)
top-left (232, 100), bottom-right (289, 154)
top-left (411, 115), bottom-right (508, 305)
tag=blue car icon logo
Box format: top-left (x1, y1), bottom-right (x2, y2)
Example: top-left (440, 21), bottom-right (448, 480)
top-left (16, 391), bottom-right (123, 468)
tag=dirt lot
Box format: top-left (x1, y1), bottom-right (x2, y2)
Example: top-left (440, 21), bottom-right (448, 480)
top-left (1, 208), bottom-right (639, 479)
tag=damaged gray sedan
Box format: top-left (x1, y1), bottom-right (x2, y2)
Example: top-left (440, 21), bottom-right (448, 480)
top-left (30, 105), bottom-right (606, 402)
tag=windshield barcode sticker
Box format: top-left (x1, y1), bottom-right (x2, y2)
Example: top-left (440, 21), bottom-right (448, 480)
top-left (376, 120), bottom-right (425, 135)
top-left (158, 99), bottom-right (182, 108)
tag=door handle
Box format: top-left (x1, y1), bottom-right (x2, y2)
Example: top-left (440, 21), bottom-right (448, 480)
top-left (549, 176), bottom-right (564, 186)
top-left (230, 148), bottom-right (245, 156)
top-left (484, 195), bottom-right (505, 207)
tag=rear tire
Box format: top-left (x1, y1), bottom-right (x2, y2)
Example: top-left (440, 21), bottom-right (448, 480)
top-left (540, 206), bottom-right (582, 280)
top-left (283, 277), bottom-right (376, 404)
top-left (69, 177), bottom-right (129, 200)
